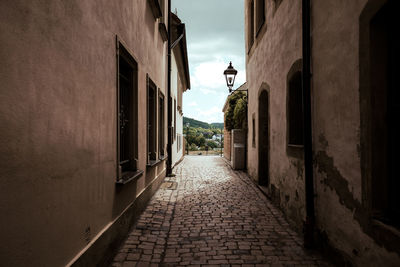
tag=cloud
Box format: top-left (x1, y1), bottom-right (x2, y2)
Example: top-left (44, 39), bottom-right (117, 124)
top-left (190, 106), bottom-right (223, 123)
top-left (191, 59), bottom-right (227, 90)
top-left (188, 101), bottom-right (198, 107)
top-left (198, 88), bottom-right (217, 95)
top-left (190, 59), bottom-right (245, 91)
top-left (188, 38), bottom-right (244, 62)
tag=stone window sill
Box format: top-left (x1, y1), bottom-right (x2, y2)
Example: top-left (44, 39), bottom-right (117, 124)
top-left (370, 219), bottom-right (400, 253)
top-left (116, 169), bottom-right (144, 185)
top-left (288, 144), bottom-right (304, 148)
top-left (372, 219), bottom-right (400, 238)
top-left (147, 159), bottom-right (161, 168)
top-left (287, 144), bottom-right (304, 158)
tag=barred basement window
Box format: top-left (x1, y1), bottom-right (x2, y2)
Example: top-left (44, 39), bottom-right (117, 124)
top-left (287, 70), bottom-right (303, 146)
top-left (117, 41), bottom-right (139, 183)
top-left (147, 75), bottom-right (157, 163)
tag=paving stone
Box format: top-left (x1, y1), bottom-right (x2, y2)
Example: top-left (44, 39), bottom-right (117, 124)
top-left (111, 156), bottom-right (331, 266)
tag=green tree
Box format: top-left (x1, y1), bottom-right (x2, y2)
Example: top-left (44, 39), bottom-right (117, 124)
top-left (195, 135), bottom-right (206, 147)
top-left (203, 129), bottom-right (213, 139)
top-left (206, 140), bottom-right (218, 149)
top-left (189, 143), bottom-right (198, 151)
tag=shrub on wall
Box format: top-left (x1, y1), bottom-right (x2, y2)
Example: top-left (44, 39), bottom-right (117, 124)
top-left (225, 92), bottom-right (247, 131)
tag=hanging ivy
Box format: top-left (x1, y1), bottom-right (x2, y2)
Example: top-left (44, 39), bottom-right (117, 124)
top-left (224, 92), bottom-right (247, 131)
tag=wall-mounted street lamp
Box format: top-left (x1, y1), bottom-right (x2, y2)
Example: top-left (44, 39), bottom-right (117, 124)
top-left (223, 62), bottom-right (247, 95)
top-left (223, 61), bottom-right (238, 93)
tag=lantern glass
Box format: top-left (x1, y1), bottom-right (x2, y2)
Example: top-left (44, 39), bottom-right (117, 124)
top-left (223, 61), bottom-right (237, 91)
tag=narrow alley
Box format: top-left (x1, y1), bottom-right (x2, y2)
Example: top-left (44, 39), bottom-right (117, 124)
top-left (111, 156), bottom-right (330, 266)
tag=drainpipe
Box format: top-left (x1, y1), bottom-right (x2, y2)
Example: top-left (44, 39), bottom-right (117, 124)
top-left (166, 0), bottom-right (172, 176)
top-left (302, 0), bottom-right (315, 248)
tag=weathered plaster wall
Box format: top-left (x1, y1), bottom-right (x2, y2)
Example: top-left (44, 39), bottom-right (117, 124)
top-left (0, 0), bottom-right (167, 266)
top-left (245, 0), bottom-right (399, 264)
top-left (312, 0), bottom-right (400, 265)
top-left (245, 0), bottom-right (305, 230)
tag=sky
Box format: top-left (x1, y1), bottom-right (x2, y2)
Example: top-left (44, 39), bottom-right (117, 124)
top-left (172, 0), bottom-right (245, 123)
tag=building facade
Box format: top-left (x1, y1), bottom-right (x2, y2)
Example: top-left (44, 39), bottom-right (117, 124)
top-left (0, 0), bottom-right (173, 266)
top-left (246, 0), bottom-right (304, 228)
top-left (170, 13), bottom-right (190, 168)
top-left (245, 0), bottom-right (399, 265)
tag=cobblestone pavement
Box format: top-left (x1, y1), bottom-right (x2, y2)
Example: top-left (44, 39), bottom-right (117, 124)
top-left (111, 156), bottom-right (331, 267)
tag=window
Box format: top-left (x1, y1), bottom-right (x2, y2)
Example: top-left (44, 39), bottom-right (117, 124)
top-left (174, 98), bottom-right (176, 141)
top-left (256, 0), bottom-right (265, 35)
top-left (117, 42), bottom-right (139, 181)
top-left (248, 0), bottom-right (254, 50)
top-left (159, 0), bottom-right (166, 22)
top-left (177, 133), bottom-right (181, 152)
top-left (147, 75), bottom-right (157, 163)
top-left (148, 0), bottom-right (162, 19)
top-left (287, 70), bottom-right (303, 146)
top-left (158, 0), bottom-right (168, 42)
top-left (159, 92), bottom-right (165, 158)
top-left (368, 1), bottom-right (399, 227)
top-left (273, 0), bottom-right (283, 14)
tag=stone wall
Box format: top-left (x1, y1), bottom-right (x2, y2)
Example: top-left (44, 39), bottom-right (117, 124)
top-left (245, 0), bottom-right (400, 265)
top-left (245, 0), bottom-right (305, 232)
top-left (312, 0), bottom-right (400, 265)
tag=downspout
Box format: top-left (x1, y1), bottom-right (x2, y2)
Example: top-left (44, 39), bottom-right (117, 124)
top-left (302, 0), bottom-right (315, 248)
top-left (167, 0), bottom-right (172, 176)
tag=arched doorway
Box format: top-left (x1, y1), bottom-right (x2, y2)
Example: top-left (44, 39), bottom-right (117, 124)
top-left (258, 90), bottom-right (269, 186)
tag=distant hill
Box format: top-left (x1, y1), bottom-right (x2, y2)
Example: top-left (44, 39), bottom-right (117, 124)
top-left (183, 117), bottom-right (223, 129)
top-left (211, 122), bottom-right (224, 129)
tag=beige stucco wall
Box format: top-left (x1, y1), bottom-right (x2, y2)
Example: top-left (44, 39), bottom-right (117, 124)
top-left (0, 0), bottom-right (167, 266)
top-left (312, 0), bottom-right (400, 265)
top-left (245, 0), bottom-right (305, 230)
